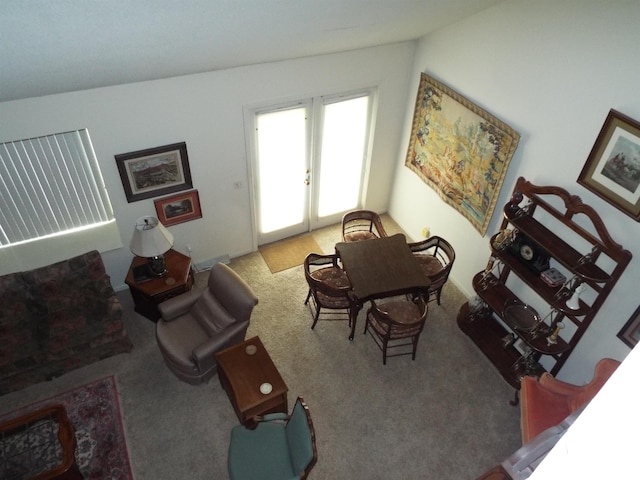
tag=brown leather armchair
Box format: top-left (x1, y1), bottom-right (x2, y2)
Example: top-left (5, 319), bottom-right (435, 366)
top-left (519, 357), bottom-right (620, 444)
top-left (156, 263), bottom-right (258, 385)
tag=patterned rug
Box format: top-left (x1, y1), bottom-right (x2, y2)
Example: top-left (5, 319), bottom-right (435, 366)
top-left (0, 376), bottom-right (133, 479)
top-left (259, 234), bottom-right (322, 273)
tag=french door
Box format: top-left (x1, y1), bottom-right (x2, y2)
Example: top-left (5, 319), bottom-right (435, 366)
top-left (247, 90), bottom-right (375, 246)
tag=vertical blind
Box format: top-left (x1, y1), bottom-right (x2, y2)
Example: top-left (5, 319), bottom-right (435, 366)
top-left (0, 129), bottom-right (114, 246)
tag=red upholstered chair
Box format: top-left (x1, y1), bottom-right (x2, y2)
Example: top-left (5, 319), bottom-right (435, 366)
top-left (519, 358), bottom-right (620, 444)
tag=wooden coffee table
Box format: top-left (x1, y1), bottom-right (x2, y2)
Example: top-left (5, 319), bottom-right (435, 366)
top-left (215, 336), bottom-right (288, 425)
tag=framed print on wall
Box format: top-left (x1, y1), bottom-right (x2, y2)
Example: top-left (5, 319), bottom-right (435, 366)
top-left (115, 142), bottom-right (192, 203)
top-left (577, 109), bottom-right (640, 221)
top-left (154, 190), bottom-right (202, 227)
top-left (617, 305), bottom-right (640, 348)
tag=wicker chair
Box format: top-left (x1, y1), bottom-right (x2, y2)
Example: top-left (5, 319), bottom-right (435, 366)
top-left (303, 253), bottom-right (352, 329)
top-left (408, 236), bottom-right (455, 305)
top-left (341, 210), bottom-right (388, 242)
top-left (364, 296), bottom-right (428, 364)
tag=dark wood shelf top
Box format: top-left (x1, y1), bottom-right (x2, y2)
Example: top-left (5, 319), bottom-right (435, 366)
top-left (463, 177), bottom-right (631, 379)
top-left (504, 208), bottom-right (610, 283)
top-left (472, 272), bottom-right (570, 355)
top-left (489, 234), bottom-right (592, 318)
top-left (457, 302), bottom-right (545, 389)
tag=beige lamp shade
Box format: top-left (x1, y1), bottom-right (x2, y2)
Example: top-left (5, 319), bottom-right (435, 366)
top-left (130, 216), bottom-right (174, 258)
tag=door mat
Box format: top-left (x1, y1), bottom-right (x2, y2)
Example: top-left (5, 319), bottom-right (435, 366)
top-left (0, 376), bottom-right (133, 480)
top-left (259, 234), bottom-right (322, 273)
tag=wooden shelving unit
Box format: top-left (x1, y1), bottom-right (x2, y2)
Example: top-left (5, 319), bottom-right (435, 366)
top-left (458, 177), bottom-right (632, 390)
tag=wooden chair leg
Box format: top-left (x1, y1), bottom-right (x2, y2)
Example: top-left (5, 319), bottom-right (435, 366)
top-left (311, 303), bottom-right (321, 330)
top-left (382, 339), bottom-right (388, 365)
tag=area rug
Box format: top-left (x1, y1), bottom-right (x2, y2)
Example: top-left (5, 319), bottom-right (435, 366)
top-left (0, 376), bottom-right (133, 480)
top-left (259, 234), bottom-right (322, 273)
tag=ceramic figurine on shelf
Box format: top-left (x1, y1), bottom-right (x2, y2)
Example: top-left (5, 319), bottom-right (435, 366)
top-left (479, 257), bottom-right (500, 290)
top-left (501, 332), bottom-right (516, 348)
top-left (492, 228), bottom-right (514, 251)
top-left (547, 322), bottom-right (565, 345)
top-left (566, 283), bottom-right (586, 310)
top-left (469, 295), bottom-right (484, 312)
top-left (508, 191), bottom-right (523, 211)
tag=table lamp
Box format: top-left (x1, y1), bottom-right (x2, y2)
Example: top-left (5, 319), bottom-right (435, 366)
top-left (130, 216), bottom-right (174, 277)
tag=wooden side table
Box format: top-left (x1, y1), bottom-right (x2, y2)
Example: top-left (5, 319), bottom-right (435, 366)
top-left (125, 249), bottom-right (194, 322)
top-left (215, 336), bottom-right (288, 426)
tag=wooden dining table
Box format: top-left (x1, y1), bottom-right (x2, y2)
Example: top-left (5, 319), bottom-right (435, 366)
top-left (335, 233), bottom-right (431, 340)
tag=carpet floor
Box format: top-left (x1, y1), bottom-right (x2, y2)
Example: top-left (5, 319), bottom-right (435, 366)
top-left (0, 215), bottom-right (522, 479)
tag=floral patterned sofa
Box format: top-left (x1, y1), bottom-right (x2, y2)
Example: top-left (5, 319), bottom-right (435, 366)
top-left (0, 250), bottom-right (132, 395)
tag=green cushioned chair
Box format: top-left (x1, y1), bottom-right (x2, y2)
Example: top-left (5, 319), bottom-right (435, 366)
top-left (228, 397), bottom-right (317, 480)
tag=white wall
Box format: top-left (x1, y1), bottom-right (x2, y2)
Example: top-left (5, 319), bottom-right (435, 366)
top-left (0, 42), bottom-right (415, 287)
top-left (389, 0), bottom-right (640, 382)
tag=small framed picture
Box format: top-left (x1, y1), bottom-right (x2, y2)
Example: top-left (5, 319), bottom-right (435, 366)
top-left (115, 142), bottom-right (192, 203)
top-left (577, 109), bottom-right (640, 221)
top-left (154, 190), bottom-right (202, 227)
top-left (617, 305), bottom-right (640, 348)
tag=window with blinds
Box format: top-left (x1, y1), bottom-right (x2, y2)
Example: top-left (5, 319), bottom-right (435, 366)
top-left (0, 129), bottom-right (115, 246)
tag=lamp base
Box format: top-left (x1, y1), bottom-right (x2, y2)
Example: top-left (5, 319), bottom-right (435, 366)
top-left (148, 255), bottom-right (167, 277)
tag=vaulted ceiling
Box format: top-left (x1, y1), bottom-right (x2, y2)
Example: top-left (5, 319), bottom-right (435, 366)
top-left (1, 0), bottom-right (503, 102)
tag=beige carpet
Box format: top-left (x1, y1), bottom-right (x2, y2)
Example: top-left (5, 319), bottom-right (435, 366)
top-left (258, 234), bottom-right (322, 273)
top-left (0, 216), bottom-right (522, 479)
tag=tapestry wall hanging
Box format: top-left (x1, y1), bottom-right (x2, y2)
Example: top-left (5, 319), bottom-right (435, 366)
top-left (405, 73), bottom-right (520, 235)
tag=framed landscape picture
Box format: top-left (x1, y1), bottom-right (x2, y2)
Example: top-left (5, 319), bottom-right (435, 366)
top-left (115, 142), bottom-right (192, 203)
top-left (154, 190), bottom-right (202, 226)
top-left (578, 109), bottom-right (640, 221)
top-left (617, 305), bottom-right (640, 348)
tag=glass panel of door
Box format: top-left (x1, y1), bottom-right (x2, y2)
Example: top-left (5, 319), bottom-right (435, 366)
top-left (255, 106), bottom-right (309, 242)
top-left (252, 92), bottom-right (372, 246)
